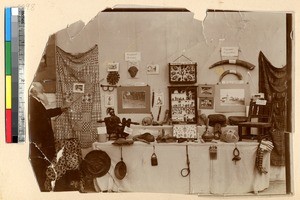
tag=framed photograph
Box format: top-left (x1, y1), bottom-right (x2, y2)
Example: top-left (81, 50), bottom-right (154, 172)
top-left (169, 63), bottom-right (197, 84)
top-left (199, 97), bottom-right (214, 109)
top-left (215, 83), bottom-right (250, 112)
top-left (146, 64), bottom-right (159, 75)
top-left (107, 62), bottom-right (119, 72)
top-left (198, 84), bottom-right (214, 97)
top-left (73, 83), bottom-right (85, 93)
top-left (168, 86), bottom-right (198, 124)
top-left (117, 86), bottom-right (150, 113)
top-left (104, 94), bottom-right (114, 107)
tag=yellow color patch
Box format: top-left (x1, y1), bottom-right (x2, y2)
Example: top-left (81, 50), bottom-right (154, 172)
top-left (6, 76), bottom-right (12, 109)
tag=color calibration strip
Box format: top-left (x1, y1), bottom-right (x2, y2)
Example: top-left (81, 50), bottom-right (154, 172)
top-left (5, 7), bottom-right (25, 143)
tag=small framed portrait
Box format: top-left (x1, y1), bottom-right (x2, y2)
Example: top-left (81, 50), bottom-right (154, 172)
top-left (198, 84), bottom-right (214, 97)
top-left (199, 97), bottom-right (214, 109)
top-left (73, 83), bottom-right (85, 93)
top-left (107, 62), bottom-right (119, 72)
top-left (105, 94), bottom-right (114, 107)
top-left (146, 64), bottom-right (159, 75)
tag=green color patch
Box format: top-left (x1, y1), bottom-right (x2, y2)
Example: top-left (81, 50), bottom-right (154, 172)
top-left (5, 41), bottom-right (12, 75)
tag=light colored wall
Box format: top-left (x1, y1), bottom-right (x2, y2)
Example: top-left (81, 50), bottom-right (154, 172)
top-left (56, 11), bottom-right (286, 123)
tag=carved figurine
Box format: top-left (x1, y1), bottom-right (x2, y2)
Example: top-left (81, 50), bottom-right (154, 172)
top-left (103, 107), bottom-right (122, 140)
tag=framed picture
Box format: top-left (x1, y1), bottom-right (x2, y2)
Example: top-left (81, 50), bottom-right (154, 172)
top-left (73, 83), bottom-right (85, 93)
top-left (168, 86), bottom-right (198, 124)
top-left (215, 83), bottom-right (250, 112)
top-left (105, 94), bottom-right (114, 107)
top-left (117, 86), bottom-right (150, 113)
top-left (107, 62), bottom-right (119, 72)
top-left (198, 84), bottom-right (214, 97)
top-left (169, 63), bottom-right (197, 84)
top-left (146, 64), bottom-right (159, 75)
top-left (199, 97), bottom-right (214, 109)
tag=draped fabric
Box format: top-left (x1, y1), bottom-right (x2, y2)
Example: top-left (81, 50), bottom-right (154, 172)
top-left (55, 45), bottom-right (101, 148)
top-left (93, 141), bottom-right (270, 194)
top-left (45, 138), bottom-right (83, 191)
top-left (258, 51), bottom-right (287, 166)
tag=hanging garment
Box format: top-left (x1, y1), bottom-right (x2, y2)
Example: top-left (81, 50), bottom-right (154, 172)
top-left (258, 51), bottom-right (287, 166)
top-left (55, 45), bottom-right (101, 148)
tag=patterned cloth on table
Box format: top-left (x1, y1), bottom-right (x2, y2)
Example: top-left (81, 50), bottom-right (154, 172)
top-left (55, 45), bottom-right (101, 148)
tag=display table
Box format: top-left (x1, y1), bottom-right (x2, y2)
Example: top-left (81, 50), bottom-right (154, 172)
top-left (93, 141), bottom-right (270, 194)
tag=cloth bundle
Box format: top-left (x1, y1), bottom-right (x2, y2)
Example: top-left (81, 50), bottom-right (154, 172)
top-left (133, 133), bottom-right (155, 144)
top-left (256, 140), bottom-right (274, 174)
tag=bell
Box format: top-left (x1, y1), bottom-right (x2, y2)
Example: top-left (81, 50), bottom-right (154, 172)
top-left (151, 153), bottom-right (158, 166)
top-left (209, 145), bottom-right (217, 160)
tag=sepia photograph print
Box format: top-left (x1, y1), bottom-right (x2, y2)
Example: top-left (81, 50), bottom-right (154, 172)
top-left (1, 2), bottom-right (297, 200)
top-left (199, 97), bottom-right (214, 109)
top-left (26, 8), bottom-right (293, 196)
top-left (215, 83), bottom-right (250, 112)
top-left (26, 7), bottom-right (293, 196)
top-left (117, 85), bottom-right (150, 113)
top-left (107, 62), bottom-right (119, 72)
top-left (198, 84), bottom-right (214, 97)
top-left (73, 83), bottom-right (85, 93)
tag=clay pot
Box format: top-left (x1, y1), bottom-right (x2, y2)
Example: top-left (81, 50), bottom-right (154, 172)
top-left (202, 129), bottom-right (214, 142)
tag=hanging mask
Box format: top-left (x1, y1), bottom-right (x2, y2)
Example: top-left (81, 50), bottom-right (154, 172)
top-left (128, 66), bottom-right (138, 78)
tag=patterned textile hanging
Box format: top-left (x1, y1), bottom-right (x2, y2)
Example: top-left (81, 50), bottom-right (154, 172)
top-left (258, 51), bottom-right (287, 166)
top-left (55, 45), bottom-right (101, 148)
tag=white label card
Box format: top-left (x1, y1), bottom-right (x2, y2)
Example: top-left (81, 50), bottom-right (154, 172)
top-left (125, 52), bottom-right (141, 61)
top-left (221, 47), bottom-right (239, 57)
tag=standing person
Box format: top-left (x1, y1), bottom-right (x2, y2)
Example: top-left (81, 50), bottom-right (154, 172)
top-left (29, 82), bottom-right (68, 191)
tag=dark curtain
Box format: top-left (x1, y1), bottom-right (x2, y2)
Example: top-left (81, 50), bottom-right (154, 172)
top-left (258, 51), bottom-right (287, 166)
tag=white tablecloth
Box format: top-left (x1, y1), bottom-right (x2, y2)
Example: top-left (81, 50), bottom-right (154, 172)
top-left (93, 141), bottom-right (270, 194)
